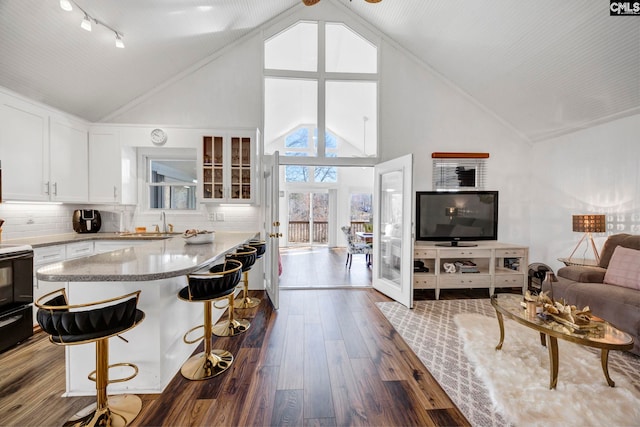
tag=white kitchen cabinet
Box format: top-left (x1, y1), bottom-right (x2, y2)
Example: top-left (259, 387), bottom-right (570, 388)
top-left (49, 116), bottom-right (89, 202)
top-left (65, 241), bottom-right (94, 259)
top-left (88, 130), bottom-right (137, 204)
top-left (201, 132), bottom-right (256, 204)
top-left (0, 91), bottom-right (89, 202)
top-left (0, 93), bottom-right (49, 201)
top-left (32, 245), bottom-right (67, 324)
top-left (93, 240), bottom-right (148, 254)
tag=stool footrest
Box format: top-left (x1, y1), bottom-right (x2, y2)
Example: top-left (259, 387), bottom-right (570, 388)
top-left (88, 362), bottom-right (139, 385)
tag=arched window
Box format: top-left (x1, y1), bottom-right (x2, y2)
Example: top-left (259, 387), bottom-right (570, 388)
top-left (264, 20), bottom-right (378, 159)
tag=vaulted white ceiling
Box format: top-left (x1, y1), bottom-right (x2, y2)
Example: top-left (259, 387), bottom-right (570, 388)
top-left (0, 0), bottom-right (638, 142)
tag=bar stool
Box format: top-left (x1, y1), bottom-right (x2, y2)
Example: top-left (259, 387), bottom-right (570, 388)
top-left (229, 245), bottom-right (260, 309)
top-left (242, 240), bottom-right (265, 308)
top-left (211, 256), bottom-right (252, 337)
top-left (178, 259), bottom-right (242, 380)
top-left (35, 288), bottom-right (145, 427)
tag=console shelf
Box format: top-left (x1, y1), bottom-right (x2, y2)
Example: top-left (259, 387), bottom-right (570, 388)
top-left (413, 241), bottom-right (528, 299)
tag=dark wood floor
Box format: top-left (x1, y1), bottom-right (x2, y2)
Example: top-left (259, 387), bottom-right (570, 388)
top-left (0, 288), bottom-right (471, 427)
top-left (0, 247), bottom-right (485, 426)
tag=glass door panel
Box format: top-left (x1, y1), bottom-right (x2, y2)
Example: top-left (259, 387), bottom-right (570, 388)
top-left (312, 193), bottom-right (329, 244)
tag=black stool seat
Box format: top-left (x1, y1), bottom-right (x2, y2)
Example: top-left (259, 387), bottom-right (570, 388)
top-left (247, 240), bottom-right (266, 259)
top-left (37, 293), bottom-right (144, 344)
top-left (178, 262), bottom-right (242, 302)
top-left (35, 289), bottom-right (144, 427)
top-left (179, 259), bottom-right (243, 380)
top-left (226, 245), bottom-right (261, 310)
top-left (226, 246), bottom-right (257, 272)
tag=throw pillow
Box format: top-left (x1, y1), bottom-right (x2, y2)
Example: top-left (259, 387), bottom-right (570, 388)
top-left (603, 246), bottom-right (640, 290)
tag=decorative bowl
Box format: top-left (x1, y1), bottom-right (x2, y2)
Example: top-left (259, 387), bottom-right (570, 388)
top-left (183, 231), bottom-right (215, 245)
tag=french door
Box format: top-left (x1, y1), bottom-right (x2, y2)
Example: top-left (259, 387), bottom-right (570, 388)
top-left (263, 152), bottom-right (280, 309)
top-left (372, 154), bottom-right (414, 309)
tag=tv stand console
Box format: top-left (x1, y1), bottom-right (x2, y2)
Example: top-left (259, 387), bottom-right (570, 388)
top-left (414, 241), bottom-right (528, 300)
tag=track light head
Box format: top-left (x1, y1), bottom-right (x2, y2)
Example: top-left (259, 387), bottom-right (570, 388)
top-left (59, 0), bottom-right (73, 11)
top-left (115, 33), bottom-right (125, 48)
top-left (81, 14), bottom-right (92, 32)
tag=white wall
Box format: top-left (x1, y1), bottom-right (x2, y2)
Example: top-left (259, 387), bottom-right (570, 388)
top-left (530, 114), bottom-right (640, 272)
top-left (379, 39), bottom-right (532, 245)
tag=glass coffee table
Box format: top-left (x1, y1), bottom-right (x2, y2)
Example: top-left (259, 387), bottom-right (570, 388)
top-left (490, 293), bottom-right (634, 389)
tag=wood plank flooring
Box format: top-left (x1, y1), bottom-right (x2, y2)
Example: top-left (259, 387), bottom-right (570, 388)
top-left (1, 247), bottom-right (480, 426)
top-left (0, 288), bottom-right (469, 426)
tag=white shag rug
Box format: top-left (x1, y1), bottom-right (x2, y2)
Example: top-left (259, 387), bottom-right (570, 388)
top-left (376, 298), bottom-right (640, 427)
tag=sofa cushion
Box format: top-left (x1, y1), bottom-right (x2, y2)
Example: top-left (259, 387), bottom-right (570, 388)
top-left (557, 265), bottom-right (606, 283)
top-left (603, 246), bottom-right (640, 291)
top-left (598, 233), bottom-right (631, 268)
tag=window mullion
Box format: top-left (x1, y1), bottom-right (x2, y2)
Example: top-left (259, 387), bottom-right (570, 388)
top-left (317, 20), bottom-right (326, 159)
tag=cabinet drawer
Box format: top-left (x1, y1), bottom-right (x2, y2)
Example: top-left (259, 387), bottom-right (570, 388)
top-left (66, 241), bottom-right (94, 259)
top-left (414, 248), bottom-right (437, 258)
top-left (495, 249), bottom-right (525, 257)
top-left (494, 274), bottom-right (525, 287)
top-left (439, 274), bottom-right (491, 286)
top-left (413, 274), bottom-right (436, 288)
top-left (34, 246), bottom-right (66, 266)
top-left (440, 249), bottom-right (491, 258)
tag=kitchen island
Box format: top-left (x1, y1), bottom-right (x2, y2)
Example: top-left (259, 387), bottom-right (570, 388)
top-left (36, 231), bottom-right (259, 396)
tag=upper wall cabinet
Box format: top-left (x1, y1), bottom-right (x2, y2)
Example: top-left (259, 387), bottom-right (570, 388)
top-left (0, 96), bottom-right (49, 201)
top-left (0, 93), bottom-right (89, 202)
top-left (49, 117), bottom-right (89, 202)
top-left (202, 132), bottom-right (256, 204)
top-left (88, 130), bottom-right (137, 205)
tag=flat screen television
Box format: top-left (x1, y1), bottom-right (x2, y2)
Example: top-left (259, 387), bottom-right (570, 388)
top-left (415, 191), bottom-right (498, 246)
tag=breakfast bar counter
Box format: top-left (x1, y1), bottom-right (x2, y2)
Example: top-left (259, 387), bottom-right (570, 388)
top-left (36, 231), bottom-right (258, 282)
top-left (35, 231), bottom-right (259, 397)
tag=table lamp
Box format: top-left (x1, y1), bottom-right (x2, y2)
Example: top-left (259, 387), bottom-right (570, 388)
top-left (568, 214), bottom-right (606, 264)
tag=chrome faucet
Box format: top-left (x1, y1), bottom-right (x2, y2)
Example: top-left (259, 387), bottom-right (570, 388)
top-left (160, 211), bottom-right (167, 233)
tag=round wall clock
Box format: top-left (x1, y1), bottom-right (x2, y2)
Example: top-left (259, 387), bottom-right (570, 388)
top-left (150, 128), bottom-right (167, 146)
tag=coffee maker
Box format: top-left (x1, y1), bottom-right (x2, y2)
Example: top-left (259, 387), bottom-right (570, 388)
top-left (72, 209), bottom-right (101, 233)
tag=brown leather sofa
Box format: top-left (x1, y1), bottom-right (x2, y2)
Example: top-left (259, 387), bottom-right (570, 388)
top-left (543, 233), bottom-right (640, 355)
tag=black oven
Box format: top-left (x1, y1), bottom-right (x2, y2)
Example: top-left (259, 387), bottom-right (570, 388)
top-left (0, 246), bottom-right (34, 352)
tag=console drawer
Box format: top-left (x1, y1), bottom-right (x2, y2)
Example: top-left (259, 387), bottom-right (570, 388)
top-left (439, 274), bottom-right (492, 287)
top-left (413, 274), bottom-right (436, 288)
top-left (440, 249), bottom-right (491, 258)
top-left (495, 249), bottom-right (525, 257)
top-left (494, 274), bottom-right (525, 287)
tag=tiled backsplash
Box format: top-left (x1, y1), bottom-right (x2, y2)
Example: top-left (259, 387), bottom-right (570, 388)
top-left (0, 203), bottom-right (261, 241)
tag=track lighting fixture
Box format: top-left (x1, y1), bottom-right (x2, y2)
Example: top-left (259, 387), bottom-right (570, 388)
top-left (302, 0), bottom-right (381, 4)
top-left (60, 0), bottom-right (125, 48)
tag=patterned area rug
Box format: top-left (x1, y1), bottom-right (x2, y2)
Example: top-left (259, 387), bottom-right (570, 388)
top-left (376, 298), bottom-right (640, 427)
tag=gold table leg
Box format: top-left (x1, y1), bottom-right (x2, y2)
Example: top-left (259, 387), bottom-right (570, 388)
top-left (547, 335), bottom-right (559, 389)
top-left (494, 311), bottom-right (505, 350)
top-left (601, 349), bottom-right (616, 387)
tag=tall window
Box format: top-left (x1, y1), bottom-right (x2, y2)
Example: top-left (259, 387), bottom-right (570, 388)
top-left (264, 20), bottom-right (378, 159)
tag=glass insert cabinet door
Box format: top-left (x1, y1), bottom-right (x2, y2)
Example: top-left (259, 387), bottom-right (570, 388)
top-left (202, 134), bottom-right (253, 203)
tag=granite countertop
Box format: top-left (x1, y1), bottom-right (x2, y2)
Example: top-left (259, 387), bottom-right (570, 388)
top-left (3, 232), bottom-right (182, 248)
top-left (33, 231), bottom-right (259, 282)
